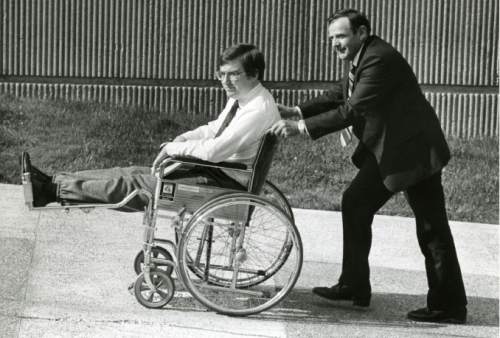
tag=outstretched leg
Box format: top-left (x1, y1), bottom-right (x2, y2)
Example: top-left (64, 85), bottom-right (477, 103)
top-left (22, 152), bottom-right (244, 211)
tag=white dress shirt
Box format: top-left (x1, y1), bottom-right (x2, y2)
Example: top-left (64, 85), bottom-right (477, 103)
top-left (164, 82), bottom-right (280, 185)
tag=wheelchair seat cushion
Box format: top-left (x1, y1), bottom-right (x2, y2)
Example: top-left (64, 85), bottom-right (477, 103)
top-left (165, 166), bottom-right (246, 191)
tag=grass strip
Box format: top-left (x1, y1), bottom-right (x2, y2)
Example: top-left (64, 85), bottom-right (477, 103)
top-left (1, 93), bottom-right (497, 224)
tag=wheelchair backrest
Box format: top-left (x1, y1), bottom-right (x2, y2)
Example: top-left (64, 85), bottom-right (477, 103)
top-left (247, 132), bottom-right (278, 194)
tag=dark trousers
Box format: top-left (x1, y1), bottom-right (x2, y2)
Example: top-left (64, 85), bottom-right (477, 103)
top-left (55, 166), bottom-right (244, 212)
top-left (339, 153), bottom-right (467, 309)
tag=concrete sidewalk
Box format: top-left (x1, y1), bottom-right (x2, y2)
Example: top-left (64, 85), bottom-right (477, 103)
top-left (0, 183), bottom-right (498, 337)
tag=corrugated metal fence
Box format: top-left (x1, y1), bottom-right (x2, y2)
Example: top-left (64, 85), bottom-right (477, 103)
top-left (0, 0), bottom-right (498, 138)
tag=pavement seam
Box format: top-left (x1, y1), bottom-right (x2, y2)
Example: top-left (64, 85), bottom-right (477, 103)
top-left (16, 210), bottom-right (41, 338)
top-left (7, 313), bottom-right (282, 338)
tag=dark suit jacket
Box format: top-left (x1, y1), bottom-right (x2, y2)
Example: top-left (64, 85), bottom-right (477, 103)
top-left (299, 35), bottom-right (450, 192)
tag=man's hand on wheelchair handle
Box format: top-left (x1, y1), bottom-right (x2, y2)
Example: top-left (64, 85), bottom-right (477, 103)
top-left (270, 119), bottom-right (300, 138)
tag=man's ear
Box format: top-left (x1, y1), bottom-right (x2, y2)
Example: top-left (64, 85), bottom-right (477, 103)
top-left (249, 73), bottom-right (260, 82)
top-left (358, 25), bottom-right (369, 41)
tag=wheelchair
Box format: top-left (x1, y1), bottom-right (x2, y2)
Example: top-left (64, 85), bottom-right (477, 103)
top-left (22, 132), bottom-right (303, 316)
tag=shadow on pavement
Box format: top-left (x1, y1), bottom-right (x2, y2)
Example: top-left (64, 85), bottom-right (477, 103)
top-left (151, 282), bottom-right (498, 329)
top-left (251, 288), bottom-right (499, 328)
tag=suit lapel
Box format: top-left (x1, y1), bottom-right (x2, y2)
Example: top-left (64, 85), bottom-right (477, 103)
top-left (347, 36), bottom-right (376, 96)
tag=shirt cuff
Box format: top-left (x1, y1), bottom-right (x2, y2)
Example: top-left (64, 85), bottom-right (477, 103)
top-left (297, 119), bottom-right (310, 136)
top-left (294, 106), bottom-right (304, 119)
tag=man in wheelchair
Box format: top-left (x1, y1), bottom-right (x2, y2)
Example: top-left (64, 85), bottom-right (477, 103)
top-left (22, 44), bottom-right (280, 211)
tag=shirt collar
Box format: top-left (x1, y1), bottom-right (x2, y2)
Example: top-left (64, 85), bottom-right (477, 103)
top-left (235, 82), bottom-right (263, 107)
top-left (351, 43), bottom-right (364, 68)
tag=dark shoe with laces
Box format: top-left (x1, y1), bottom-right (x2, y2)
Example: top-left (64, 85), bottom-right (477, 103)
top-left (312, 283), bottom-right (371, 307)
top-left (21, 152), bottom-right (56, 207)
top-left (22, 152), bottom-right (51, 182)
top-left (407, 306), bottom-right (467, 324)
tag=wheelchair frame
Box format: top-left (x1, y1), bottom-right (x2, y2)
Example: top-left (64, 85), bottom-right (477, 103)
top-left (22, 134), bottom-right (303, 316)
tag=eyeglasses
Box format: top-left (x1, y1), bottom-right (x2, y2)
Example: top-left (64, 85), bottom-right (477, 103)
top-left (215, 70), bottom-right (244, 81)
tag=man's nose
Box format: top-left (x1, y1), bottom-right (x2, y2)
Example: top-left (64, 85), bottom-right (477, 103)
top-left (221, 75), bottom-right (232, 85)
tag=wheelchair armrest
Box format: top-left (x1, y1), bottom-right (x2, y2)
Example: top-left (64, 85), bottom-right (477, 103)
top-left (168, 156), bottom-right (248, 171)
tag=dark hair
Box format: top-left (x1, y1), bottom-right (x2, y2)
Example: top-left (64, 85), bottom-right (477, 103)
top-left (219, 44), bottom-right (265, 80)
top-left (327, 9), bottom-right (371, 35)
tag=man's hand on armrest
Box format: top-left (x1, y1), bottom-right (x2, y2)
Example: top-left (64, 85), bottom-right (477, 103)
top-left (172, 135), bottom-right (187, 142)
top-left (152, 146), bottom-right (170, 171)
top-left (159, 135), bottom-right (187, 150)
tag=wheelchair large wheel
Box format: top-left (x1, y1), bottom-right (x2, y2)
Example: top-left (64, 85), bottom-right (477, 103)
top-left (178, 181), bottom-right (295, 288)
top-left (260, 180), bottom-right (294, 222)
top-left (177, 193), bottom-right (302, 316)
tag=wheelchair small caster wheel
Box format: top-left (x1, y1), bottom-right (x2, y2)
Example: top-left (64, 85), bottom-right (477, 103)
top-left (134, 246), bottom-right (174, 275)
top-left (134, 270), bottom-right (175, 309)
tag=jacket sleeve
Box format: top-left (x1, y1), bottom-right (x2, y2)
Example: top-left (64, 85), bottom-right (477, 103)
top-left (304, 53), bottom-right (393, 140)
top-left (298, 80), bottom-right (345, 118)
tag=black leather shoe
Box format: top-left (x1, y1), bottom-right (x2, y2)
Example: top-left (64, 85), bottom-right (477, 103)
top-left (407, 307), bottom-right (467, 324)
top-left (312, 283), bottom-right (371, 307)
top-left (21, 152), bottom-right (56, 207)
top-left (21, 152), bottom-right (51, 182)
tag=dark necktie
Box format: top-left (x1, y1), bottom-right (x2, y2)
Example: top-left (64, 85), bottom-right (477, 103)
top-left (348, 65), bottom-right (356, 97)
top-left (340, 65), bottom-right (356, 147)
top-left (215, 100), bottom-right (239, 137)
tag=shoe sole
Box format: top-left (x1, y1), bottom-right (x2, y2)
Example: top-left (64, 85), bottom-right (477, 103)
top-left (407, 316), bottom-right (466, 324)
top-left (21, 152), bottom-right (30, 175)
top-left (353, 298), bottom-right (370, 307)
top-left (312, 290), bottom-right (370, 307)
